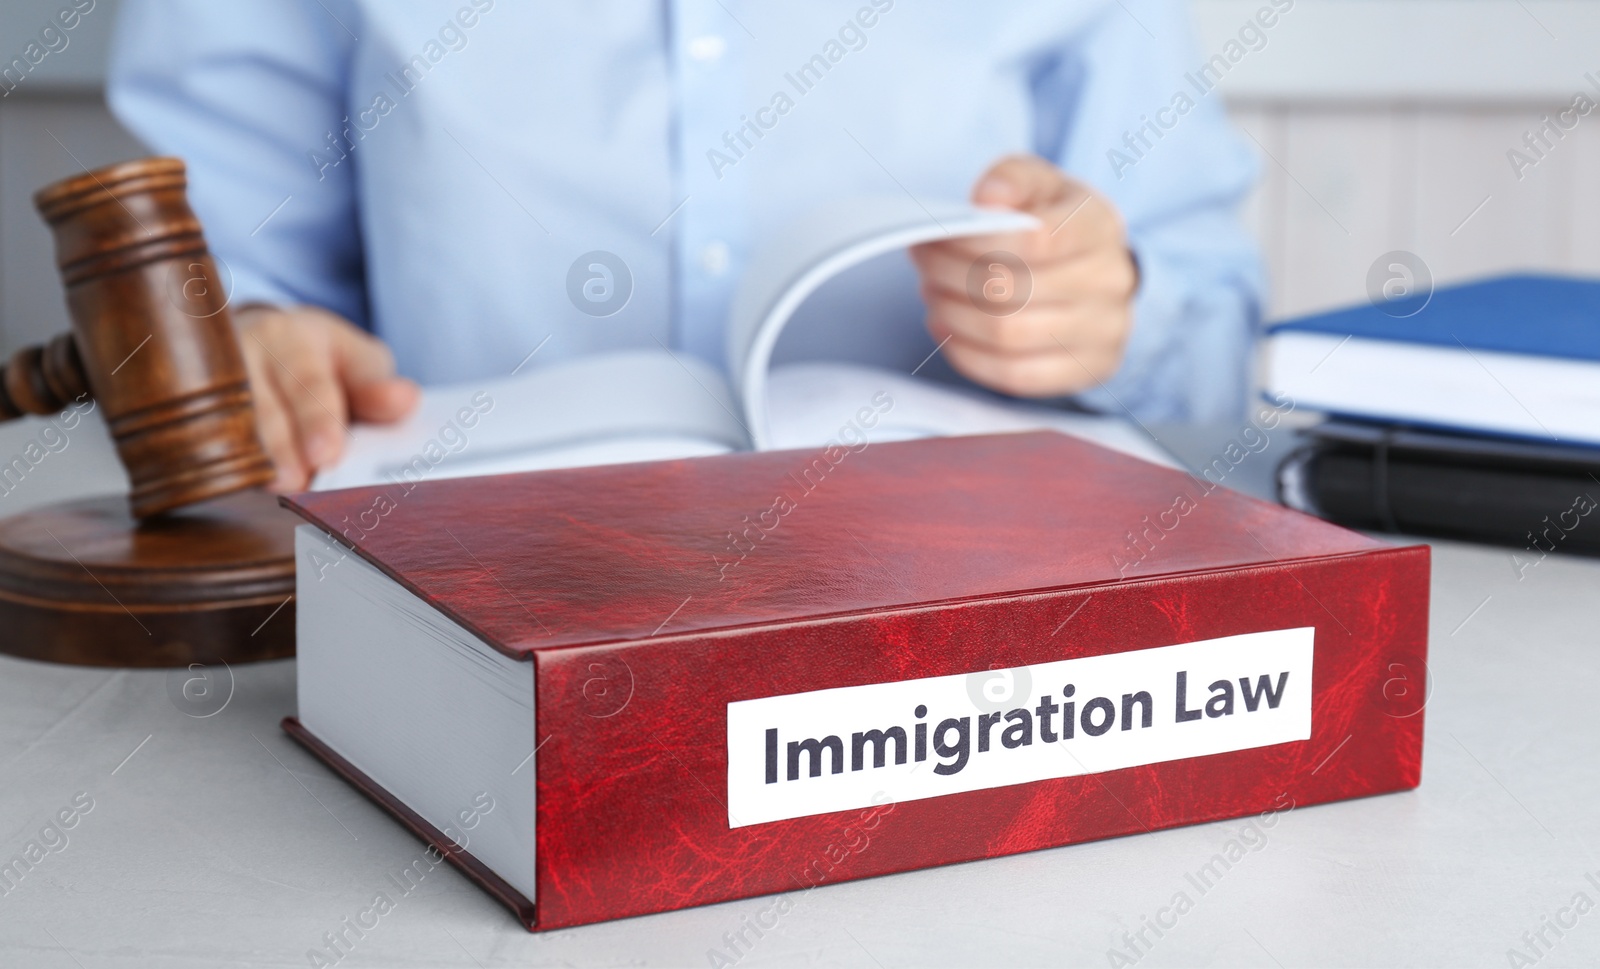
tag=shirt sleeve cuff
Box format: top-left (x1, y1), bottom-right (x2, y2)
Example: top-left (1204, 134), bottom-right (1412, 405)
top-left (1070, 236), bottom-right (1260, 424)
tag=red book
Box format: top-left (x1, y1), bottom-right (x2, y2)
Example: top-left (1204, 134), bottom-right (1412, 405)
top-left (280, 430), bottom-right (1428, 932)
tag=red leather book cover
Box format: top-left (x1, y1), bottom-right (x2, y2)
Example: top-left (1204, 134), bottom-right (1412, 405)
top-left (281, 430), bottom-right (1429, 931)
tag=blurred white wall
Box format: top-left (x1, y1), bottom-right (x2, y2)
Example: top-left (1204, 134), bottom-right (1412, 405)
top-left (1197, 1), bottom-right (1600, 320)
top-left (2, 0), bottom-right (1597, 354)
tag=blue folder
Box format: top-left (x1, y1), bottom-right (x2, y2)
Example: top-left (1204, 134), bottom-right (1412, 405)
top-left (1267, 273), bottom-right (1600, 360)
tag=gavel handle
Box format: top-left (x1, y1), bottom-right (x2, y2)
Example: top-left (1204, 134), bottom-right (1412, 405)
top-left (0, 333), bottom-right (91, 422)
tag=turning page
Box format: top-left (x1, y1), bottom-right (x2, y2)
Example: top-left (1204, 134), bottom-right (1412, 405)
top-left (724, 196), bottom-right (1038, 447)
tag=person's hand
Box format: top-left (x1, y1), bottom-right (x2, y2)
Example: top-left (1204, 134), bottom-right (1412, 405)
top-left (235, 304), bottom-right (420, 491)
top-left (909, 154), bottom-right (1139, 398)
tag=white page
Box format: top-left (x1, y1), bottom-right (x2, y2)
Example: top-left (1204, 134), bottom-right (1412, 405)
top-left (766, 362), bottom-right (1180, 469)
top-left (724, 197), bottom-right (1038, 448)
top-left (313, 349), bottom-right (745, 491)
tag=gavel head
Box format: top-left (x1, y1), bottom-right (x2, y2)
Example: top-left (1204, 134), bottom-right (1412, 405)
top-left (24, 157), bottom-right (274, 518)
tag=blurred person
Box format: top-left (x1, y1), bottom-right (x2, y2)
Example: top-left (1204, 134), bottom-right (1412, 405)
top-left (108, 0), bottom-right (1263, 489)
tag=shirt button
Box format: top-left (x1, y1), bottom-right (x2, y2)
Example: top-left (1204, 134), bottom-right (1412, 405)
top-left (700, 241), bottom-right (731, 276)
top-left (687, 34), bottom-right (726, 63)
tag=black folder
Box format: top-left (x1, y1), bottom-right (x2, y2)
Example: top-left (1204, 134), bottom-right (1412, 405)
top-left (1277, 420), bottom-right (1600, 554)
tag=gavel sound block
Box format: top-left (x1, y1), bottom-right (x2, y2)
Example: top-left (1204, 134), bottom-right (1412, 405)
top-left (0, 157), bottom-right (298, 667)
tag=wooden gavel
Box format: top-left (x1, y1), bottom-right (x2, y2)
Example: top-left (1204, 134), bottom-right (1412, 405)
top-left (0, 157), bottom-right (296, 669)
top-left (0, 156), bottom-right (273, 518)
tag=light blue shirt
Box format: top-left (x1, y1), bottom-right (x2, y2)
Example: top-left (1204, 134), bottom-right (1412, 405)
top-left (108, 0), bottom-right (1262, 421)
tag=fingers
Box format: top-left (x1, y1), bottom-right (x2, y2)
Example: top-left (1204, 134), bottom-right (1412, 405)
top-left (923, 270), bottom-right (1132, 368)
top-left (268, 332), bottom-right (349, 468)
top-left (348, 377), bottom-right (422, 424)
top-left (972, 154), bottom-right (1072, 211)
top-left (919, 190), bottom-right (1122, 266)
top-left (239, 329), bottom-right (311, 491)
top-left (912, 238), bottom-right (1136, 358)
top-left (911, 238), bottom-right (1136, 310)
top-left (237, 305), bottom-right (415, 492)
top-left (935, 327), bottom-right (1125, 399)
top-left (327, 321), bottom-right (421, 423)
top-left (905, 153), bottom-right (1138, 399)
top-left (968, 155), bottom-right (1123, 252)
top-left (925, 295), bottom-right (1128, 359)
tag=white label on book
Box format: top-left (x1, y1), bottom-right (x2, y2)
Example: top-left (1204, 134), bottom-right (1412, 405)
top-left (725, 627), bottom-right (1314, 827)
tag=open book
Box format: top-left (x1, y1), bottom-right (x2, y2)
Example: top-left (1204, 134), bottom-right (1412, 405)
top-left (313, 197), bottom-right (1173, 491)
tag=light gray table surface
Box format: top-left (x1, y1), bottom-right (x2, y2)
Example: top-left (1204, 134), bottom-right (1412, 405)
top-left (0, 411), bottom-right (1595, 969)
